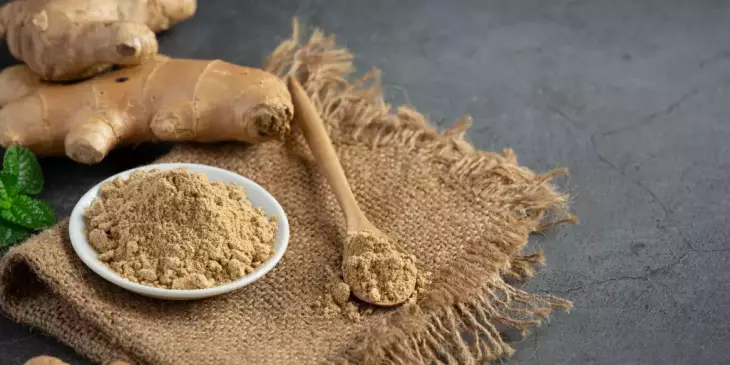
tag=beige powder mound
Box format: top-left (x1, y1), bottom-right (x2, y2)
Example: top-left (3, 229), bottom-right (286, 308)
top-left (342, 230), bottom-right (418, 305)
top-left (84, 168), bottom-right (278, 290)
top-left (314, 279), bottom-right (361, 322)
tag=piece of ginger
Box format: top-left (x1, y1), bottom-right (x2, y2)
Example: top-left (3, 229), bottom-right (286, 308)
top-left (0, 0), bottom-right (197, 81)
top-left (0, 55), bottom-right (293, 164)
top-left (23, 356), bottom-right (69, 365)
top-left (24, 355), bottom-right (131, 365)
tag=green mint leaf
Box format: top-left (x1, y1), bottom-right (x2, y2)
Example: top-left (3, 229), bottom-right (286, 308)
top-left (0, 219), bottom-right (29, 248)
top-left (0, 171), bottom-right (18, 200)
top-left (0, 195), bottom-right (56, 229)
top-left (3, 146), bottom-right (43, 195)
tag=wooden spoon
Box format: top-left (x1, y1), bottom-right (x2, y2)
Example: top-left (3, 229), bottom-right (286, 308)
top-left (287, 77), bottom-right (417, 306)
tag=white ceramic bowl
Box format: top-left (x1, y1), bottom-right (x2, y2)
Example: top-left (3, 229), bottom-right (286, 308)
top-left (69, 163), bottom-right (289, 300)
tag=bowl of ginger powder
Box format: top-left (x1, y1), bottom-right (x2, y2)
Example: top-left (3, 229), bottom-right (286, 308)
top-left (69, 163), bottom-right (289, 300)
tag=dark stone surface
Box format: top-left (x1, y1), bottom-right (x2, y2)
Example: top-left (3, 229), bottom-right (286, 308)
top-left (1, 0), bottom-right (729, 364)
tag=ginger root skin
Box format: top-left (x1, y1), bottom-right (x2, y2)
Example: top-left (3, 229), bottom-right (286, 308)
top-left (0, 56), bottom-right (293, 164)
top-left (23, 356), bottom-right (68, 365)
top-left (24, 355), bottom-right (130, 365)
top-left (0, 0), bottom-right (197, 81)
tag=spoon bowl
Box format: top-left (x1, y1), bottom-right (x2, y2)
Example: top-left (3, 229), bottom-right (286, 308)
top-left (343, 230), bottom-right (418, 306)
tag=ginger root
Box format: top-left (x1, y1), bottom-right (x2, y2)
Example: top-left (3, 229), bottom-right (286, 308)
top-left (0, 56), bottom-right (293, 164)
top-left (24, 355), bottom-right (130, 365)
top-left (0, 0), bottom-right (197, 81)
top-left (23, 356), bottom-right (68, 365)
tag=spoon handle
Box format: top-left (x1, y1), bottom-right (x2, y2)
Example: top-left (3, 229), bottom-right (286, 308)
top-left (287, 77), bottom-right (370, 231)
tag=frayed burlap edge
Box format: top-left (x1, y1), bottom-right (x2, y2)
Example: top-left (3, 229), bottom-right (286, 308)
top-left (265, 19), bottom-right (576, 365)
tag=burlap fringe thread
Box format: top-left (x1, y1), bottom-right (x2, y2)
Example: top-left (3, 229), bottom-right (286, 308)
top-left (265, 20), bottom-right (576, 365)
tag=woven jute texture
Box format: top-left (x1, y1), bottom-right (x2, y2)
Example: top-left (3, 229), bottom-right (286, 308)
top-left (0, 21), bottom-right (574, 365)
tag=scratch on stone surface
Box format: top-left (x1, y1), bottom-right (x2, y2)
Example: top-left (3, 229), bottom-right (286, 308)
top-left (383, 84), bottom-right (413, 105)
top-left (633, 179), bottom-right (721, 253)
top-left (0, 335), bottom-right (36, 346)
top-left (547, 105), bottom-right (582, 129)
top-left (590, 132), bottom-right (730, 254)
top-left (698, 48), bottom-right (730, 69)
top-left (534, 330), bottom-right (541, 365)
top-left (548, 219), bottom-right (728, 298)
top-left (553, 275), bottom-right (650, 295)
top-left (589, 134), bottom-right (620, 170)
top-left (651, 280), bottom-right (686, 316)
top-left (552, 252), bottom-right (688, 296)
top-left (601, 88), bottom-right (699, 137)
top-left (627, 285), bottom-right (654, 307)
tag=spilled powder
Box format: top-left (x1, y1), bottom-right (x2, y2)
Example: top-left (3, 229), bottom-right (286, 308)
top-left (314, 278), bottom-right (361, 322)
top-left (342, 230), bottom-right (418, 305)
top-left (84, 168), bottom-right (277, 289)
top-left (408, 270), bottom-right (432, 304)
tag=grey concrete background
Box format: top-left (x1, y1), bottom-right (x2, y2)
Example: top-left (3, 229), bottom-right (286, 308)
top-left (1, 0), bottom-right (729, 364)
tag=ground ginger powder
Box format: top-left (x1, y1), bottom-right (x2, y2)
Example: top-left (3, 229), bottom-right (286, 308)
top-left (343, 231), bottom-right (418, 304)
top-left (85, 168), bottom-right (277, 289)
top-left (315, 271), bottom-right (432, 322)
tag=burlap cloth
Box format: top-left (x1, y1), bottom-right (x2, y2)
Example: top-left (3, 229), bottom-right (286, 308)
top-left (0, 22), bottom-right (574, 365)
